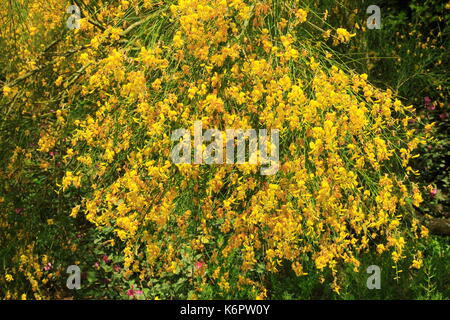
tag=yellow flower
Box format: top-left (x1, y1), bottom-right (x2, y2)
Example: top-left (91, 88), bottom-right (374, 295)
top-left (256, 289), bottom-right (267, 300)
top-left (335, 28), bottom-right (356, 44)
top-left (152, 78), bottom-right (162, 91)
top-left (20, 255), bottom-right (28, 264)
top-left (70, 205), bottom-right (81, 218)
top-left (376, 244), bottom-right (386, 254)
top-left (109, 27), bottom-right (123, 41)
top-left (412, 189), bottom-right (423, 207)
top-left (3, 86), bottom-right (12, 97)
top-left (55, 76), bottom-right (63, 87)
top-left (410, 259), bottom-right (423, 269)
top-left (420, 226), bottom-right (429, 238)
top-left (5, 274), bottom-right (14, 282)
top-left (296, 9), bottom-right (308, 23)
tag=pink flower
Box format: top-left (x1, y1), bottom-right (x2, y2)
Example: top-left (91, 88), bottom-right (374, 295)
top-left (43, 262), bottom-right (52, 271)
top-left (439, 112), bottom-right (448, 120)
top-left (114, 265), bottom-right (121, 272)
top-left (126, 285), bottom-right (143, 298)
top-left (102, 255), bottom-right (110, 263)
top-left (430, 189), bottom-right (438, 197)
top-left (93, 262), bottom-right (100, 268)
top-left (15, 208), bottom-right (24, 215)
top-left (195, 261), bottom-right (204, 269)
top-left (424, 97), bottom-right (435, 110)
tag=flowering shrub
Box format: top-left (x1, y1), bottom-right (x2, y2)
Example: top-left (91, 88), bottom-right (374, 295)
top-left (319, 0), bottom-right (449, 224)
top-left (0, 0), bottom-right (447, 299)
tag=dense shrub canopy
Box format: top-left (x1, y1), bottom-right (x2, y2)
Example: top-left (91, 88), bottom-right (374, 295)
top-left (0, 0), bottom-right (446, 300)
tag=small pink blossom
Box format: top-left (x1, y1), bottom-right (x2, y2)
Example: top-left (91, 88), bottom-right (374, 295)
top-left (102, 255), bottom-right (110, 263)
top-left (126, 285), bottom-right (143, 298)
top-left (43, 262), bottom-right (52, 271)
top-left (195, 261), bottom-right (205, 269)
top-left (424, 97), bottom-right (435, 110)
top-left (430, 189), bottom-right (438, 197)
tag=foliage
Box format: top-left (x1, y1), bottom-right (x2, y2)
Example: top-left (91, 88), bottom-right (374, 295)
top-left (0, 0), bottom-right (448, 300)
